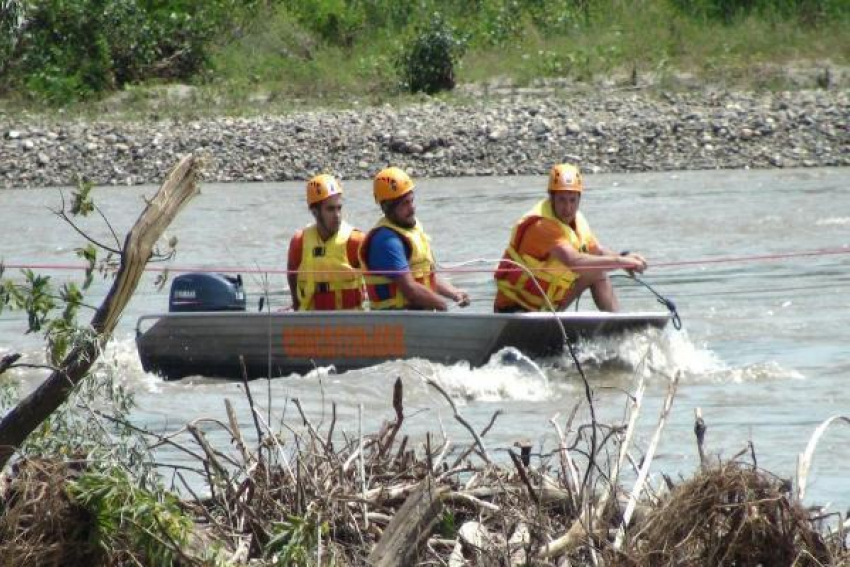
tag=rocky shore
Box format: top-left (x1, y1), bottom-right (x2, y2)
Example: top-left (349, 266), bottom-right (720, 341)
top-left (1, 88), bottom-right (847, 188)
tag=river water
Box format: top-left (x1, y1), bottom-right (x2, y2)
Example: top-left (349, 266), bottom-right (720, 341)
top-left (1, 167), bottom-right (849, 506)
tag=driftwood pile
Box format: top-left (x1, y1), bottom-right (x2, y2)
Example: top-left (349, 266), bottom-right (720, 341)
top-left (620, 462), bottom-right (835, 566)
top-left (1, 372), bottom-right (849, 565)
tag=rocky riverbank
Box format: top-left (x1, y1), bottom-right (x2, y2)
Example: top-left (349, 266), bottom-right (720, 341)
top-left (1, 88), bottom-right (847, 188)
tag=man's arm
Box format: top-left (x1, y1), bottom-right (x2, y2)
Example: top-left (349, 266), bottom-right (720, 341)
top-left (435, 276), bottom-right (470, 307)
top-left (369, 229), bottom-right (447, 310)
top-left (287, 232), bottom-right (302, 310)
top-left (550, 243), bottom-right (647, 274)
top-left (396, 273), bottom-right (450, 311)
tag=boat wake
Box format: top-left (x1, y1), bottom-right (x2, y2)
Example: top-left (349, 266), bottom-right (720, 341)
top-left (49, 330), bottom-right (803, 410)
top-left (409, 347), bottom-right (554, 404)
top-left (543, 328), bottom-right (805, 385)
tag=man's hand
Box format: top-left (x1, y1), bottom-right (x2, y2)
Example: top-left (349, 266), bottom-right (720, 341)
top-left (621, 253), bottom-right (647, 276)
top-left (453, 290), bottom-right (471, 308)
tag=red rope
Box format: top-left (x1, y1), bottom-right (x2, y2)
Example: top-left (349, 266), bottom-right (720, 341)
top-left (2, 247), bottom-right (848, 275)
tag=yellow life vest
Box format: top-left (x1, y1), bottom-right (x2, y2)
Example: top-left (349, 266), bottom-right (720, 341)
top-left (494, 199), bottom-right (596, 311)
top-left (296, 221), bottom-right (364, 311)
top-left (360, 217), bottom-right (436, 310)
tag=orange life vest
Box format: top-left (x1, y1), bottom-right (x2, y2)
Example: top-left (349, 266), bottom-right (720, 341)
top-left (360, 217), bottom-right (436, 310)
top-left (494, 199), bottom-right (596, 311)
top-left (296, 222), bottom-right (364, 311)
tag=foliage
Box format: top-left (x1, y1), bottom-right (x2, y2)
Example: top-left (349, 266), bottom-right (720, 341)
top-left (0, 0), bottom-right (24, 72)
top-left (67, 466), bottom-right (193, 566)
top-left (284, 0), bottom-right (420, 47)
top-left (0, 269), bottom-right (56, 334)
top-left (670, 0), bottom-right (848, 24)
top-left (265, 512), bottom-right (330, 566)
top-left (397, 14), bottom-right (467, 94)
top-left (195, 0), bottom-right (850, 112)
top-left (0, 183), bottom-right (101, 365)
top-left (4, 0), bottom-right (845, 110)
top-left (2, 0), bottom-right (258, 103)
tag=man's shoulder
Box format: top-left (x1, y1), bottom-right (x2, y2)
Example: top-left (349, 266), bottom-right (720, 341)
top-left (370, 226), bottom-right (403, 245)
top-left (525, 216), bottom-right (563, 238)
top-left (289, 228), bottom-right (306, 247)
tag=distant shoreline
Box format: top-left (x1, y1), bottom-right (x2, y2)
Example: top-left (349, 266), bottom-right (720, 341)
top-left (1, 88), bottom-right (847, 189)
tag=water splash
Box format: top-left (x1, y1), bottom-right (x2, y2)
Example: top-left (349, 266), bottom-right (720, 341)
top-left (551, 328), bottom-right (725, 380)
top-left (535, 328), bottom-right (801, 385)
top-left (701, 361), bottom-right (805, 383)
top-left (387, 348), bottom-right (555, 404)
top-left (99, 335), bottom-right (165, 393)
top-left (815, 217), bottom-right (850, 226)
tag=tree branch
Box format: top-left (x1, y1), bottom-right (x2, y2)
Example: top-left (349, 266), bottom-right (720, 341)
top-left (0, 154), bottom-right (202, 469)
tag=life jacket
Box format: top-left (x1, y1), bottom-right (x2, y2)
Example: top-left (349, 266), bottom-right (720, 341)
top-left (296, 221), bottom-right (364, 311)
top-left (494, 199), bottom-right (596, 311)
top-left (360, 217), bottom-right (436, 309)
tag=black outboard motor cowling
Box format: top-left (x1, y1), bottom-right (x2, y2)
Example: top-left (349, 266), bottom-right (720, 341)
top-left (169, 273), bottom-right (246, 312)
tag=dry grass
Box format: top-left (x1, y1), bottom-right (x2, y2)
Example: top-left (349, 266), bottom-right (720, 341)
top-left (613, 462), bottom-right (838, 567)
top-left (0, 457), bottom-right (100, 567)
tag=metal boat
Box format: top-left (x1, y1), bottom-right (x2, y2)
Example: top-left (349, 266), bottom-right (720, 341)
top-left (136, 309), bottom-right (671, 380)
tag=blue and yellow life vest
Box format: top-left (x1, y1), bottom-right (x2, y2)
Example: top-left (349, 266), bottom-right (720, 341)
top-left (360, 217), bottom-right (436, 309)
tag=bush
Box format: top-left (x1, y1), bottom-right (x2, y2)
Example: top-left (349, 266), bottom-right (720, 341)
top-left (0, 0), bottom-right (24, 72)
top-left (671, 0), bottom-right (846, 24)
top-left (398, 14), bottom-right (467, 94)
top-left (3, 0), bottom-right (257, 103)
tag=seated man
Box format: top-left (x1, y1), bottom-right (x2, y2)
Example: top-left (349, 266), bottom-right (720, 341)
top-left (359, 167), bottom-right (469, 311)
top-left (287, 174), bottom-right (364, 310)
top-left (494, 163), bottom-right (646, 313)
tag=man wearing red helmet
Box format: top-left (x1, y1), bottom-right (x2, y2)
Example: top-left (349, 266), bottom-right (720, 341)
top-left (287, 174), bottom-right (365, 311)
top-left (359, 167), bottom-right (469, 311)
top-left (494, 163), bottom-right (647, 313)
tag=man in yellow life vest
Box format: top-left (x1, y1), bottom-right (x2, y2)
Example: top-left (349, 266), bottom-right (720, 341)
top-left (287, 174), bottom-right (365, 311)
top-left (494, 163), bottom-right (647, 313)
top-left (359, 167), bottom-right (470, 311)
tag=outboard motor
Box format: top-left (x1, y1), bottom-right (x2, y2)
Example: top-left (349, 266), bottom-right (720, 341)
top-left (169, 273), bottom-right (246, 312)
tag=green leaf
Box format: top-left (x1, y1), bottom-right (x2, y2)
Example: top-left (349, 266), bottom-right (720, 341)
top-left (71, 179), bottom-right (95, 216)
top-left (76, 243), bottom-right (98, 290)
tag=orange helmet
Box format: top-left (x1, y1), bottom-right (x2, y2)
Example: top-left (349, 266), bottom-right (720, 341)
top-left (306, 174), bottom-right (343, 206)
top-left (548, 163), bottom-right (583, 192)
top-left (373, 167), bottom-right (414, 204)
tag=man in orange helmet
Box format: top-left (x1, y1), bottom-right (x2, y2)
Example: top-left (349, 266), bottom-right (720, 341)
top-left (494, 163), bottom-right (647, 313)
top-left (360, 167), bottom-right (469, 311)
top-left (287, 174), bottom-right (365, 311)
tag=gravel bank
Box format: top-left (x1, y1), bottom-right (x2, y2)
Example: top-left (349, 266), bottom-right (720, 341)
top-left (1, 88), bottom-right (847, 188)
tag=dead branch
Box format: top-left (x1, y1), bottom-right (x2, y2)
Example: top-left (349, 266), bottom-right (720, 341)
top-left (0, 154), bottom-right (202, 470)
top-left (425, 377), bottom-right (491, 464)
top-left (0, 353), bottom-right (21, 377)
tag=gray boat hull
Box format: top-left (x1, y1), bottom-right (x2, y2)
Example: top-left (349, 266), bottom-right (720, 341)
top-left (135, 310), bottom-right (671, 380)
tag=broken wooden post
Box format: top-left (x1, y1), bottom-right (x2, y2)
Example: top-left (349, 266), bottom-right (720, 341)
top-left (0, 154), bottom-right (202, 469)
top-left (695, 407), bottom-right (707, 468)
top-left (368, 480), bottom-right (446, 566)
